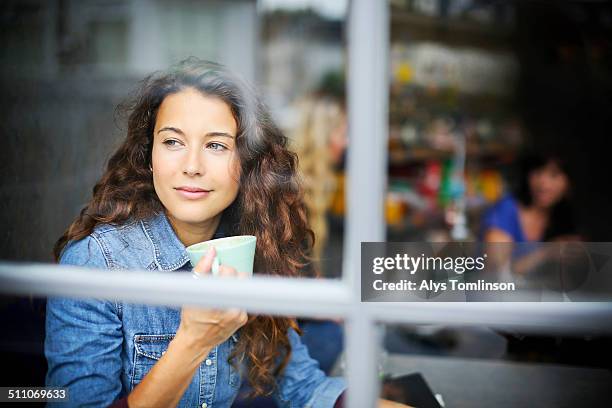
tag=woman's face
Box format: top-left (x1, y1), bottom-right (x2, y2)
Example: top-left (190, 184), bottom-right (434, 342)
top-left (151, 87), bottom-right (240, 228)
top-left (528, 161), bottom-right (569, 209)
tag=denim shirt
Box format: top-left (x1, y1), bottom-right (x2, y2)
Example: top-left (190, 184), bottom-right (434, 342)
top-left (45, 211), bottom-right (346, 407)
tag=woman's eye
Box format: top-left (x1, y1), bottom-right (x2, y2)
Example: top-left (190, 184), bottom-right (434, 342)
top-left (163, 139), bottom-right (180, 147)
top-left (207, 142), bottom-right (227, 151)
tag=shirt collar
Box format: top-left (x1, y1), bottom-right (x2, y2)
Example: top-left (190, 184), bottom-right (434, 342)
top-left (141, 210), bottom-right (229, 271)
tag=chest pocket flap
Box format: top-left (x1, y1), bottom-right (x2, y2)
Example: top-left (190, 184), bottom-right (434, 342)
top-left (132, 334), bottom-right (175, 387)
top-left (134, 334), bottom-right (175, 360)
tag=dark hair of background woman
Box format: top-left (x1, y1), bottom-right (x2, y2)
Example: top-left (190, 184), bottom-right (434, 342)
top-left (515, 151), bottom-right (579, 240)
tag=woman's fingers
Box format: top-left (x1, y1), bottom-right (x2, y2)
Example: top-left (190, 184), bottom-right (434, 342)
top-left (189, 259), bottom-right (246, 340)
top-left (193, 247), bottom-right (216, 276)
top-left (217, 264), bottom-right (238, 277)
top-left (216, 267), bottom-right (247, 327)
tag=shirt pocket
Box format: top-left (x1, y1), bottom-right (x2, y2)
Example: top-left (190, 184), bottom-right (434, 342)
top-left (131, 333), bottom-right (174, 388)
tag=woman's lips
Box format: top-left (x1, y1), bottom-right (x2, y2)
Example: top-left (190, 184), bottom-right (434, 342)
top-left (175, 188), bottom-right (211, 200)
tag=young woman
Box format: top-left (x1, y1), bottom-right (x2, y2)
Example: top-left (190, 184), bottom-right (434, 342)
top-left (482, 152), bottom-right (580, 276)
top-left (45, 58), bottom-right (407, 408)
top-left (483, 152), bottom-right (578, 243)
top-left (290, 92), bottom-right (347, 269)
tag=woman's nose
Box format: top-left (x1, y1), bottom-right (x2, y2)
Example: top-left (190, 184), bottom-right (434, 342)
top-left (183, 149), bottom-right (204, 176)
top-left (183, 167), bottom-right (201, 176)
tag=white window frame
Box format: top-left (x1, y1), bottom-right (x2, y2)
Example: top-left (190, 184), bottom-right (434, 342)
top-left (1, 1), bottom-right (612, 407)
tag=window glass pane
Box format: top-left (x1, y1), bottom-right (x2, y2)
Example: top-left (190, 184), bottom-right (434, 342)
top-left (386, 1), bottom-right (612, 242)
top-left (1, 0), bottom-right (348, 281)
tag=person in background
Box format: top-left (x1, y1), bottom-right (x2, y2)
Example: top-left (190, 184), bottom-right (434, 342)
top-left (483, 152), bottom-right (579, 244)
top-left (290, 81), bottom-right (347, 270)
top-left (290, 88), bottom-right (348, 368)
top-left (481, 152), bottom-right (582, 277)
top-left (481, 152), bottom-right (595, 363)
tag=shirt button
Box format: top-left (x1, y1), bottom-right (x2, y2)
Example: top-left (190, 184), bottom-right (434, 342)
top-left (205, 359), bottom-right (212, 366)
top-left (201, 403), bottom-right (207, 408)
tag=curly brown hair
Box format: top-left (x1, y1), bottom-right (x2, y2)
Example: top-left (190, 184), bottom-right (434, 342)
top-left (53, 57), bottom-right (314, 397)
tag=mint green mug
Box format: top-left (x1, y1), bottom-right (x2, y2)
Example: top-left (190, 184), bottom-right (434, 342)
top-left (186, 235), bottom-right (257, 276)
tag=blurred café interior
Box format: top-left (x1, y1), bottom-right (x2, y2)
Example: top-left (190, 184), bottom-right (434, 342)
top-left (1, 0), bottom-right (612, 406)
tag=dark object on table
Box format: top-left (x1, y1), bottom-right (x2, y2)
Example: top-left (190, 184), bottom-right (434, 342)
top-left (381, 373), bottom-right (442, 408)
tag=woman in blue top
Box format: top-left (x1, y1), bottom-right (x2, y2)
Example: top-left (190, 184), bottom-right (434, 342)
top-left (483, 152), bottom-right (578, 243)
top-left (45, 58), bottom-right (406, 408)
top-left (482, 153), bottom-right (580, 275)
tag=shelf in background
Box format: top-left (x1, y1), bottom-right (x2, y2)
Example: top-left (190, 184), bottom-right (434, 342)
top-left (389, 145), bottom-right (518, 166)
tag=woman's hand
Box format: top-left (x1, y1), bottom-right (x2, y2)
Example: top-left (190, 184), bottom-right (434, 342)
top-left (128, 249), bottom-right (248, 408)
top-left (177, 247), bottom-right (249, 351)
